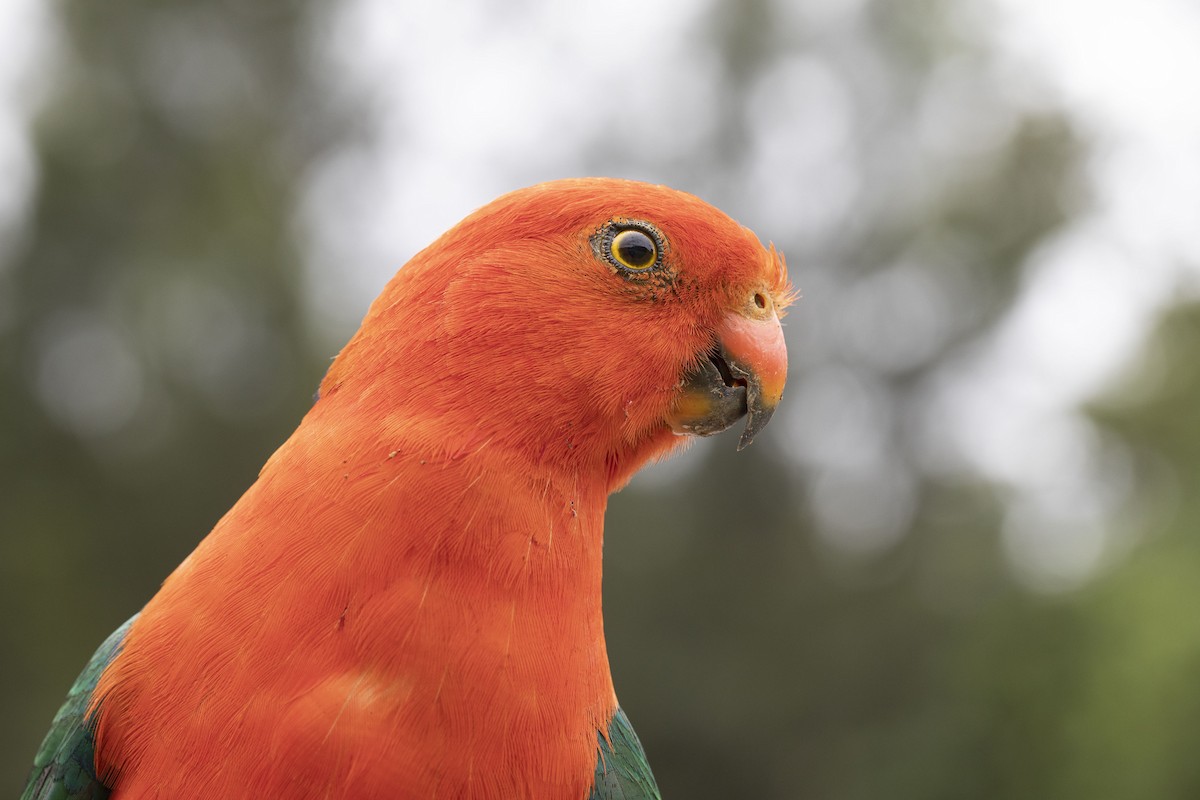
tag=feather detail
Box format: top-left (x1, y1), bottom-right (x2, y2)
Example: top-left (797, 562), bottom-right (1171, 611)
top-left (589, 707), bottom-right (661, 800)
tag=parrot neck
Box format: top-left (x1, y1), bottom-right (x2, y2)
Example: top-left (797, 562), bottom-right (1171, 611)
top-left (96, 408), bottom-right (626, 796)
top-left (275, 414), bottom-right (622, 790)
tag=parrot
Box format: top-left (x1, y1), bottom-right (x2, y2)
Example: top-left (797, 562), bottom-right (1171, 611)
top-left (21, 177), bottom-right (791, 800)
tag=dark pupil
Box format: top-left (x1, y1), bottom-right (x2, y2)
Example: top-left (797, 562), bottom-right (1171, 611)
top-left (616, 231), bottom-right (655, 267)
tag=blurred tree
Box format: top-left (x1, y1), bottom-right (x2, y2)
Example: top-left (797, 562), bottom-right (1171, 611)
top-left (0, 0), bottom-right (336, 788)
top-left (1048, 302), bottom-right (1200, 799)
top-left (604, 1), bottom-right (1092, 797)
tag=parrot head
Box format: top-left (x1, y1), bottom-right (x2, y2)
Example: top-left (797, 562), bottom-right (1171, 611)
top-left (318, 178), bottom-right (792, 485)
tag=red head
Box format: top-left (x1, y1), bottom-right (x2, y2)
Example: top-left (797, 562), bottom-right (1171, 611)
top-left (317, 177), bottom-right (792, 489)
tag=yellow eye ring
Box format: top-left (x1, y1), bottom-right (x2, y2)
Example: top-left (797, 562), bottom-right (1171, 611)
top-left (609, 228), bottom-right (658, 271)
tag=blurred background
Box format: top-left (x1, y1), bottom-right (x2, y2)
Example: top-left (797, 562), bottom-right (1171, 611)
top-left (3, 0), bottom-right (1200, 797)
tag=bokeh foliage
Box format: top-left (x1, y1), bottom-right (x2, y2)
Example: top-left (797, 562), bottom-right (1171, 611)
top-left (3, 2), bottom-right (1199, 798)
top-left (0, 0), bottom-right (330, 787)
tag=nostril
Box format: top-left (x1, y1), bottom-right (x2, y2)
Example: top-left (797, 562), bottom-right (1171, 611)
top-left (753, 292), bottom-right (767, 310)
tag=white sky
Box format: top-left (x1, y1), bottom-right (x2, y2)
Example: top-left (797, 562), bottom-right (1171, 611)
top-left (0, 0), bottom-right (52, 274)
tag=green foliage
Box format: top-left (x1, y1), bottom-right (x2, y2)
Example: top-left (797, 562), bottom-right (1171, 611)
top-left (0, 0), bottom-right (329, 788)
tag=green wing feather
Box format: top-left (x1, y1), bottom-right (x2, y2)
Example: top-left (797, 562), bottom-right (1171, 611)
top-left (21, 616), bottom-right (135, 800)
top-left (589, 706), bottom-right (663, 800)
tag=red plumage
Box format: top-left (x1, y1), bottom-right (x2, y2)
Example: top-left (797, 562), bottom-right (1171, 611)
top-left (89, 178), bottom-right (792, 798)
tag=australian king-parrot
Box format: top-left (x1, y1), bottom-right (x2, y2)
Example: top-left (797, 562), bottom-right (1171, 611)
top-left (22, 178), bottom-right (791, 799)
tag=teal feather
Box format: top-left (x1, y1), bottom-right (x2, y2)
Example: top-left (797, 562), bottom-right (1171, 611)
top-left (589, 707), bottom-right (663, 800)
top-left (20, 617), bottom-right (135, 800)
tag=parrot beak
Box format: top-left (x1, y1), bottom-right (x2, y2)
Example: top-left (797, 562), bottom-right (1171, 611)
top-left (667, 308), bottom-right (788, 450)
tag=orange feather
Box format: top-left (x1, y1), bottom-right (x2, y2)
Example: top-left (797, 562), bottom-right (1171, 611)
top-left (90, 178), bottom-right (792, 799)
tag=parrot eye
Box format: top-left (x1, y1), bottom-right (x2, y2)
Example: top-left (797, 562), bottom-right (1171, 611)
top-left (593, 221), bottom-right (665, 276)
top-left (610, 229), bottom-right (658, 271)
